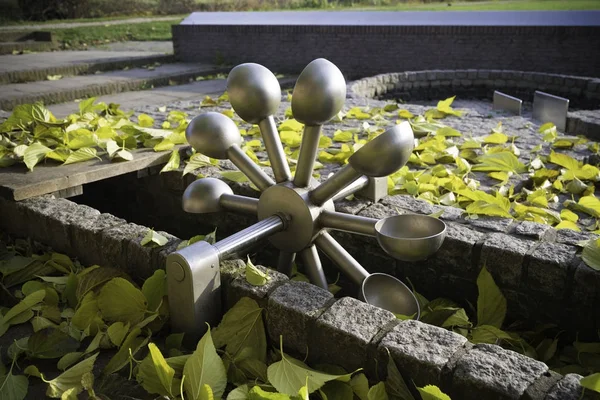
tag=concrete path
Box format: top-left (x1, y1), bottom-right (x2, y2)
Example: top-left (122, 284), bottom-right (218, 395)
top-left (1, 62), bottom-right (226, 110)
top-left (0, 16), bottom-right (182, 31)
top-left (0, 50), bottom-right (170, 75)
top-left (88, 41), bottom-right (173, 53)
top-left (48, 79), bottom-right (228, 116)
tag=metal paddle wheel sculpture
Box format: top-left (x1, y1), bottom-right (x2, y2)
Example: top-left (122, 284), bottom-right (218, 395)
top-left (167, 59), bottom-right (447, 336)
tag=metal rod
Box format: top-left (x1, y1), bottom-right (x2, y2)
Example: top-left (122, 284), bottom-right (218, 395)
top-left (319, 210), bottom-right (377, 237)
top-left (277, 251), bottom-right (296, 277)
top-left (309, 164), bottom-right (362, 206)
top-left (299, 245), bottom-right (328, 290)
top-left (259, 116), bottom-right (291, 183)
top-left (293, 125), bottom-right (322, 187)
top-left (226, 145), bottom-right (275, 191)
top-left (214, 215), bottom-right (285, 259)
top-left (331, 175), bottom-right (369, 201)
top-left (314, 231), bottom-right (369, 286)
top-left (219, 193), bottom-right (259, 215)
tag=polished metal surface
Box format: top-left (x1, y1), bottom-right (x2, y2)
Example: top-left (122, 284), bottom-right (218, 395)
top-left (226, 145), bottom-right (275, 191)
top-left (314, 231), bottom-right (369, 285)
top-left (349, 121), bottom-right (415, 177)
top-left (291, 58), bottom-right (346, 126)
top-left (300, 245), bottom-right (328, 289)
top-left (532, 90), bottom-right (569, 131)
top-left (185, 112), bottom-right (242, 159)
top-left (293, 125), bottom-right (323, 188)
top-left (182, 177), bottom-right (233, 214)
top-left (375, 214), bottom-right (446, 261)
top-left (214, 215), bottom-right (285, 259)
top-left (167, 241), bottom-right (220, 337)
top-left (170, 58), bottom-right (445, 334)
top-left (227, 63), bottom-right (281, 124)
top-left (492, 91), bottom-right (522, 115)
top-left (320, 210), bottom-right (377, 236)
top-left (259, 117), bottom-right (292, 183)
top-left (277, 251), bottom-right (296, 276)
top-left (360, 273), bottom-right (420, 318)
top-left (258, 182), bottom-right (334, 252)
top-left (219, 193), bottom-right (259, 215)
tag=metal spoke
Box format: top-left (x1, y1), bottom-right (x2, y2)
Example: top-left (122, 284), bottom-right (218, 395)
top-left (314, 231), bottom-right (369, 286)
top-left (293, 125), bottom-right (322, 188)
top-left (331, 175), bottom-right (369, 201)
top-left (259, 116), bottom-right (291, 183)
top-left (299, 245), bottom-right (328, 290)
top-left (213, 215), bottom-right (285, 259)
top-left (219, 194), bottom-right (259, 215)
top-left (319, 210), bottom-right (377, 236)
top-left (277, 251), bottom-right (296, 277)
top-left (309, 164), bottom-right (362, 206)
top-left (226, 145), bottom-right (275, 191)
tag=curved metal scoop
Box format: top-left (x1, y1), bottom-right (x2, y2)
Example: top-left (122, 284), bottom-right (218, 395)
top-left (375, 214), bottom-right (446, 262)
top-left (359, 273), bottom-right (420, 319)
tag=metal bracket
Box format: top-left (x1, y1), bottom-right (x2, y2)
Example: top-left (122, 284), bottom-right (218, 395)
top-left (493, 91), bottom-right (522, 115)
top-left (357, 176), bottom-right (388, 203)
top-left (533, 90), bottom-right (569, 132)
top-left (167, 241), bottom-right (221, 339)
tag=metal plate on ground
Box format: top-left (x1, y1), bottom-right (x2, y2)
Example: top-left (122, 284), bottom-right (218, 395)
top-left (493, 91), bottom-right (522, 115)
top-left (532, 90), bottom-right (569, 132)
top-left (0, 145), bottom-right (186, 201)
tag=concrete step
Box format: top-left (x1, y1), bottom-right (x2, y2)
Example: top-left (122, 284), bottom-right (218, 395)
top-left (0, 62), bottom-right (229, 111)
top-left (0, 50), bottom-right (174, 84)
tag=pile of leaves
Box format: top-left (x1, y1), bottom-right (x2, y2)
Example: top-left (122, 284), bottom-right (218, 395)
top-left (0, 235), bottom-right (455, 399)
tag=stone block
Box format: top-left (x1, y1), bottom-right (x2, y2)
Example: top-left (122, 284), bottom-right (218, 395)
top-left (451, 344), bottom-right (548, 400)
top-left (545, 373), bottom-right (600, 400)
top-left (429, 221), bottom-right (485, 278)
top-left (380, 195), bottom-right (436, 215)
top-left (522, 370), bottom-right (562, 400)
top-left (378, 319), bottom-right (468, 387)
top-left (514, 221), bottom-right (556, 241)
top-left (334, 197), bottom-right (371, 215)
top-left (479, 233), bottom-right (535, 288)
top-left (468, 216), bottom-right (514, 233)
top-left (225, 263), bottom-right (288, 309)
top-left (527, 242), bottom-right (578, 296)
top-left (99, 222), bottom-right (149, 274)
top-left (0, 196), bottom-right (27, 238)
top-left (555, 228), bottom-right (598, 246)
top-left (572, 261), bottom-right (600, 308)
top-left (267, 281), bottom-right (333, 357)
top-left (219, 259), bottom-right (246, 284)
top-left (152, 230), bottom-right (181, 272)
top-left (357, 202), bottom-right (407, 220)
top-left (312, 297), bottom-right (396, 372)
top-left (18, 195), bottom-right (60, 245)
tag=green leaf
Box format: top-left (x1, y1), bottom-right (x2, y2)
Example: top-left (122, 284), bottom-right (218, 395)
top-left (183, 328), bottom-right (227, 399)
top-left (0, 364), bottom-right (28, 400)
top-left (138, 114), bottom-right (154, 128)
top-left (57, 352), bottom-right (84, 371)
top-left (142, 269), bottom-right (167, 312)
top-left (107, 322), bottom-right (130, 347)
top-left (219, 170), bottom-right (249, 184)
top-left (367, 382), bottom-right (388, 400)
top-left (554, 221), bottom-right (581, 232)
top-left (248, 386), bottom-right (290, 399)
top-left (466, 201), bottom-right (512, 219)
top-left (320, 380), bottom-right (355, 400)
top-left (417, 385), bottom-right (451, 400)
top-left (350, 373), bottom-right (369, 400)
top-left (71, 292), bottom-right (103, 334)
top-left (184, 153), bottom-right (215, 176)
top-left (114, 149), bottom-right (133, 161)
top-left (580, 373), bottom-right (600, 393)
top-left (44, 353), bottom-right (97, 398)
top-left (141, 229), bottom-right (169, 247)
top-left (245, 257), bottom-right (269, 286)
top-left (200, 384), bottom-right (214, 400)
top-left (150, 343), bottom-right (175, 396)
top-left (75, 266), bottom-right (126, 301)
top-left (63, 147), bottom-right (98, 165)
top-left (3, 289), bottom-right (45, 324)
top-left (97, 278), bottom-right (147, 325)
top-left (436, 96), bottom-right (463, 117)
top-left (102, 327), bottom-right (148, 375)
top-left (78, 97), bottom-right (97, 114)
top-left (582, 238), bottom-right (600, 271)
top-left (23, 142), bottom-right (51, 171)
top-left (154, 138), bottom-right (174, 152)
top-left (160, 149), bottom-right (180, 173)
top-left (333, 130), bottom-right (353, 143)
top-left (27, 328), bottom-right (79, 359)
top-left (476, 266), bottom-right (506, 328)
top-left (212, 297), bottom-right (266, 362)
top-left (483, 132), bottom-right (508, 144)
top-left (472, 152), bottom-right (526, 174)
top-left (385, 350), bottom-right (415, 400)
top-left (227, 384), bottom-right (249, 400)
top-left (548, 151), bottom-right (579, 171)
top-left (267, 338), bottom-right (354, 395)
top-left (470, 325), bottom-right (513, 344)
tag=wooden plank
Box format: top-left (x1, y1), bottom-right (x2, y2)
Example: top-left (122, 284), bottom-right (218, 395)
top-left (0, 146), bottom-right (186, 201)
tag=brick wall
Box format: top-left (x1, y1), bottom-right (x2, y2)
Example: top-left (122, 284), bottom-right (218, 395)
top-left (173, 25), bottom-right (600, 79)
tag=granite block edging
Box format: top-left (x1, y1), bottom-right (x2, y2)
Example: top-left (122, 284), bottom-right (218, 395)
top-left (1, 191), bottom-right (599, 399)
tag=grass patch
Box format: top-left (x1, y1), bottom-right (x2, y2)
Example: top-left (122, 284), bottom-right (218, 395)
top-left (2, 13), bottom-right (186, 26)
top-left (51, 19), bottom-right (181, 48)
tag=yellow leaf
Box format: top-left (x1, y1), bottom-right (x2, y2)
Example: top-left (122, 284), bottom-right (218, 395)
top-left (333, 130), bottom-right (353, 142)
top-left (398, 109), bottom-right (414, 119)
top-left (560, 209), bottom-right (579, 223)
top-left (554, 221), bottom-right (581, 232)
top-left (138, 114), bottom-right (154, 128)
top-left (483, 132), bottom-right (508, 144)
top-left (278, 119), bottom-right (303, 132)
top-left (245, 257), bottom-right (269, 286)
